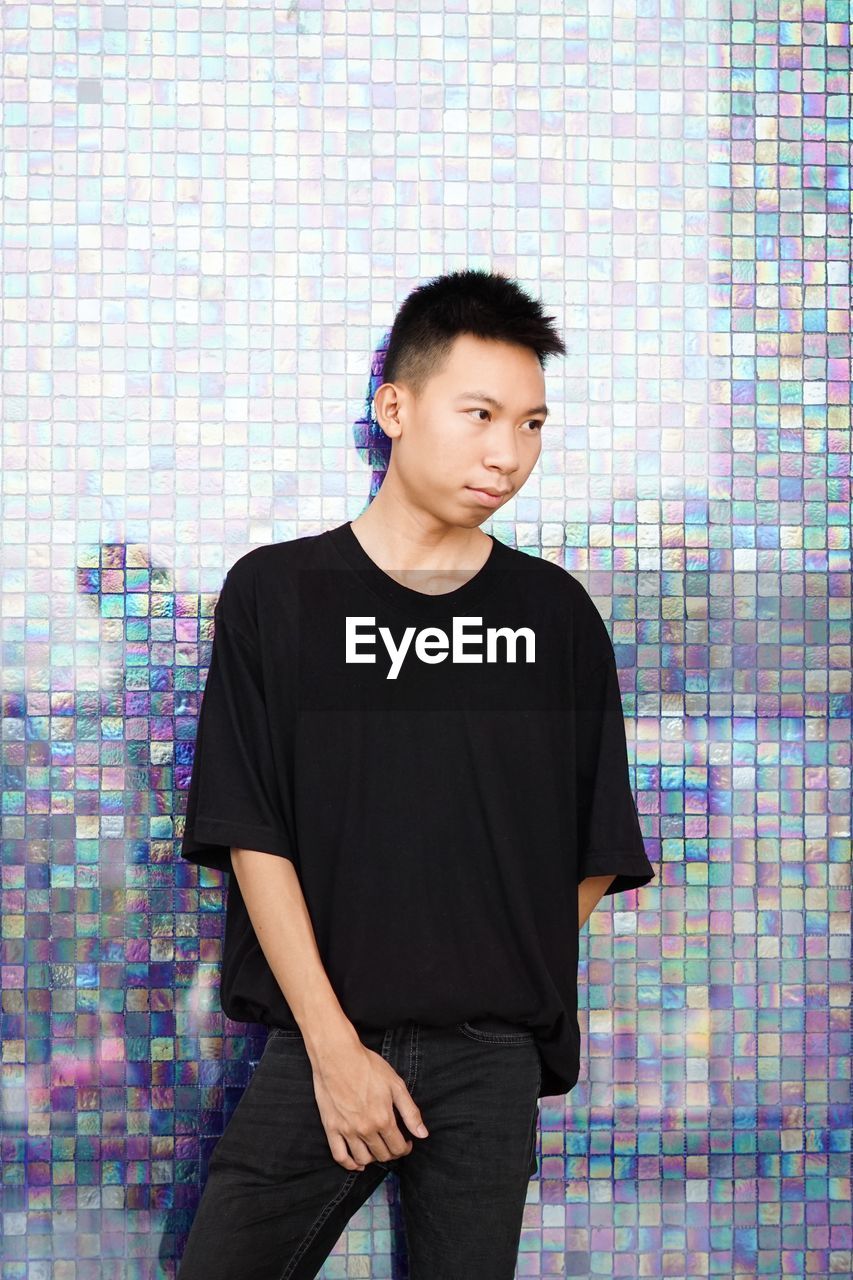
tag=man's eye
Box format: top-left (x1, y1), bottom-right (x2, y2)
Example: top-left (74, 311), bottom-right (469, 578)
top-left (467, 409), bottom-right (543, 431)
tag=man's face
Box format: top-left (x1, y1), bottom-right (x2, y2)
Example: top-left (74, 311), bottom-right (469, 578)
top-left (375, 333), bottom-right (549, 528)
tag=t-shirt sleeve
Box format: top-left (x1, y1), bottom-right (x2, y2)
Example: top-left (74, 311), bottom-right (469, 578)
top-left (179, 567), bottom-right (295, 874)
top-left (575, 642), bottom-right (655, 898)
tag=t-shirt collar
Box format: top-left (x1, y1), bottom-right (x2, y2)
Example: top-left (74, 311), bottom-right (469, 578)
top-left (327, 519), bottom-right (508, 617)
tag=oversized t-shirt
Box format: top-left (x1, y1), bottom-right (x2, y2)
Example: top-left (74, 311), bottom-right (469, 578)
top-left (179, 520), bottom-right (655, 1098)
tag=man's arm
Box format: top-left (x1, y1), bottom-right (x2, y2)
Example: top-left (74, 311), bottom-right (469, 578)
top-left (230, 846), bottom-right (357, 1059)
top-left (229, 847), bottom-right (430, 1172)
top-left (578, 873), bottom-right (617, 929)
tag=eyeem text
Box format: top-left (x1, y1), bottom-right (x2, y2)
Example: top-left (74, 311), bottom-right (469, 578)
top-left (345, 616), bottom-right (536, 680)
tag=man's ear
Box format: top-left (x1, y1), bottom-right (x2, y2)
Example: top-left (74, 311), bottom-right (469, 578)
top-left (373, 382), bottom-right (404, 441)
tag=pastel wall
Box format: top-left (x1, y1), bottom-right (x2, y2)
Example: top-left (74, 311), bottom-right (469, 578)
top-left (1, 0), bottom-right (850, 1276)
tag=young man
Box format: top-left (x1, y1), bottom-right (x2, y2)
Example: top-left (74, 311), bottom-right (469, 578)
top-left (177, 268), bottom-right (655, 1280)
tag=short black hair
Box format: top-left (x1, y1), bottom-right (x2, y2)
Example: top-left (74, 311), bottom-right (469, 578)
top-left (379, 268), bottom-right (566, 402)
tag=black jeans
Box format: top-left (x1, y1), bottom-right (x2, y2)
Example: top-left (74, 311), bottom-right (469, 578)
top-left (176, 1016), bottom-right (542, 1280)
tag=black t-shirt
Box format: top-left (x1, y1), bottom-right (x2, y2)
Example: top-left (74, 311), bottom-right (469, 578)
top-left (179, 520), bottom-right (655, 1098)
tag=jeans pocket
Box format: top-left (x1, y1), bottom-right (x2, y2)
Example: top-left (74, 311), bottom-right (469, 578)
top-left (455, 1019), bottom-right (536, 1045)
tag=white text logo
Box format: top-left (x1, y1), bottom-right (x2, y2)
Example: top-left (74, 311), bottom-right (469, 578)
top-left (345, 616), bottom-right (536, 680)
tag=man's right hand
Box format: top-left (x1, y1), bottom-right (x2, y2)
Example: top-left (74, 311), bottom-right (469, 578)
top-left (226, 852), bottom-right (429, 1171)
top-left (308, 1036), bottom-right (430, 1172)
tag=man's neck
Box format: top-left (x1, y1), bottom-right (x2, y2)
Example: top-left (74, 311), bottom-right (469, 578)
top-left (349, 502), bottom-right (493, 584)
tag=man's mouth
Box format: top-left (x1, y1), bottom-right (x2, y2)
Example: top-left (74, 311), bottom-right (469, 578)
top-left (466, 486), bottom-right (510, 507)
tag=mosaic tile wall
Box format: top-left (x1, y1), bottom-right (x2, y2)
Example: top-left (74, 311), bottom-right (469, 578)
top-left (1, 0), bottom-right (850, 1277)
